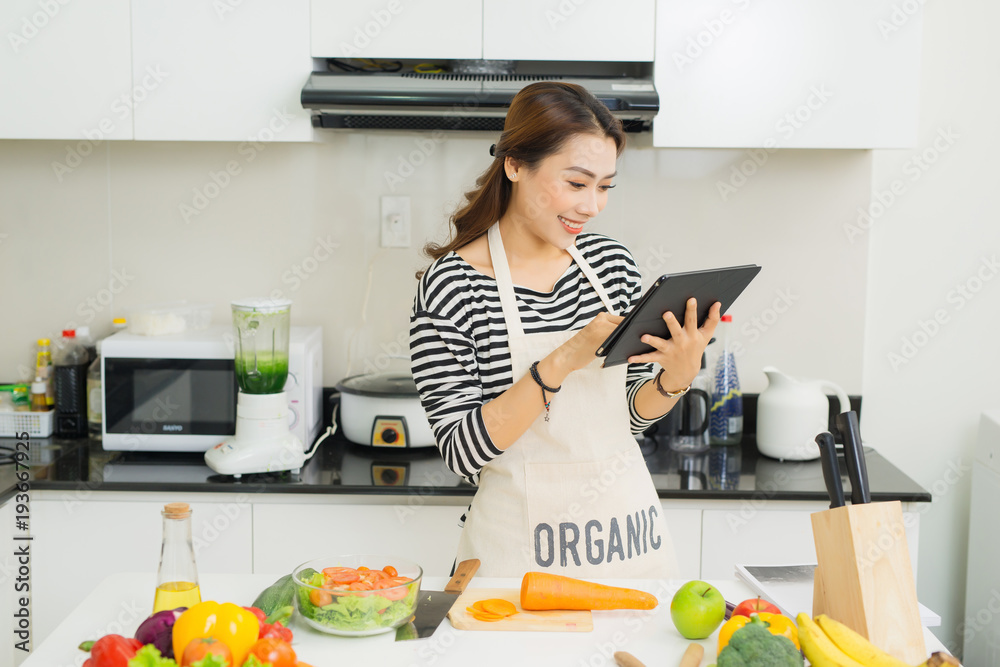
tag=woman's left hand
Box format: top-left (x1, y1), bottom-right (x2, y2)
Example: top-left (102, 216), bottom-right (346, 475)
top-left (627, 298), bottom-right (723, 392)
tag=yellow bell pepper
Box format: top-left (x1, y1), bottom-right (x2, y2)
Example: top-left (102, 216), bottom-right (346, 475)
top-left (717, 611), bottom-right (800, 653)
top-left (172, 601), bottom-right (260, 665)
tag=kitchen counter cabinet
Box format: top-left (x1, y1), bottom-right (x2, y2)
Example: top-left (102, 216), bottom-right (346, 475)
top-left (27, 497), bottom-right (253, 651)
top-left (700, 506), bottom-right (920, 580)
top-left (0, 0), bottom-right (133, 140)
top-left (252, 502), bottom-right (464, 577)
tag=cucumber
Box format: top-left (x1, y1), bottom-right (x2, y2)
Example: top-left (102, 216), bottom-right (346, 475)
top-left (252, 573), bottom-right (297, 617)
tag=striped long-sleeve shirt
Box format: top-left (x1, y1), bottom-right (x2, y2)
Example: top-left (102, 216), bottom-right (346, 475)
top-left (409, 233), bottom-right (658, 485)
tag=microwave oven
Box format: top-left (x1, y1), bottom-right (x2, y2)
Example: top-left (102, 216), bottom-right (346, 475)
top-left (101, 325), bottom-right (323, 452)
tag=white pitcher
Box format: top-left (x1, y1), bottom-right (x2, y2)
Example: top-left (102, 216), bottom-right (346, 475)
top-left (756, 367), bottom-right (851, 461)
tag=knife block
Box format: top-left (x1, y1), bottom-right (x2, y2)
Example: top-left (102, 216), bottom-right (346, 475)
top-left (811, 500), bottom-right (926, 663)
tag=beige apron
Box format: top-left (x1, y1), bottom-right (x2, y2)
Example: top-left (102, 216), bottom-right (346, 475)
top-left (455, 223), bottom-right (677, 578)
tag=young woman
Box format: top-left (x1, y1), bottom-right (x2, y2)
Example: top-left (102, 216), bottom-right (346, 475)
top-left (410, 82), bottom-right (720, 578)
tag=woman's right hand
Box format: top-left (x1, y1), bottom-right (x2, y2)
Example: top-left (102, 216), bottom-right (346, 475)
top-left (552, 312), bottom-right (624, 375)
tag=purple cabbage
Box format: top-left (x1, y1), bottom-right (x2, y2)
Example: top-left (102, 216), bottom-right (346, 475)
top-left (134, 607), bottom-right (186, 658)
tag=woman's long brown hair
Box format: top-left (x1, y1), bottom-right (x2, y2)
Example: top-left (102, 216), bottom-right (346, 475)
top-left (417, 82), bottom-right (626, 278)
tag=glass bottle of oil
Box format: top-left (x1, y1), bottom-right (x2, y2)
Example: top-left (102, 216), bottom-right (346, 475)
top-left (153, 502), bottom-right (201, 613)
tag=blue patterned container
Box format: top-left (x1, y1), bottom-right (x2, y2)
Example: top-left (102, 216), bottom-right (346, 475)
top-left (709, 315), bottom-right (743, 445)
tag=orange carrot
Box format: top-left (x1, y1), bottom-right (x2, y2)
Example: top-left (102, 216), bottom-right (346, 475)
top-left (519, 572), bottom-right (658, 611)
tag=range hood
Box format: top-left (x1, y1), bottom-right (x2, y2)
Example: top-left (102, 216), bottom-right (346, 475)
top-left (300, 72), bottom-right (658, 132)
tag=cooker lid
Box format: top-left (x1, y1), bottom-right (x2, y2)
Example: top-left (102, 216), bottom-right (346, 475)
top-left (338, 373), bottom-right (419, 398)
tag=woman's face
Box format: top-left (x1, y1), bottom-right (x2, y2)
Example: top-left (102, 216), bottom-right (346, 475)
top-left (507, 132), bottom-right (618, 250)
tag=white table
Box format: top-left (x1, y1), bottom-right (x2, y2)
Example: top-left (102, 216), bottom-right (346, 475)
top-left (21, 573), bottom-right (952, 667)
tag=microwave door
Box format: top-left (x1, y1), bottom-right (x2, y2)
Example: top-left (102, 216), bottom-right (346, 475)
top-left (103, 358), bottom-right (237, 451)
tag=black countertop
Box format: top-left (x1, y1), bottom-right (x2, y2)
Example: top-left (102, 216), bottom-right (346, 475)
top-left (0, 431), bottom-right (930, 505)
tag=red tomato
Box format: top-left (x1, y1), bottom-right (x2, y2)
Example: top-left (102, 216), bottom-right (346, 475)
top-left (181, 637), bottom-right (233, 667)
top-left (249, 638), bottom-right (297, 667)
top-left (732, 597), bottom-right (781, 618)
top-left (382, 565), bottom-right (398, 577)
top-left (309, 589), bottom-right (333, 607)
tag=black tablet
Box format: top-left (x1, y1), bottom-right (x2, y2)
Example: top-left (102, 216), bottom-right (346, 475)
top-left (597, 264), bottom-right (762, 367)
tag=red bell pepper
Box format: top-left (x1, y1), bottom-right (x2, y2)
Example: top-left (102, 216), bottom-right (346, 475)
top-left (80, 634), bottom-right (143, 667)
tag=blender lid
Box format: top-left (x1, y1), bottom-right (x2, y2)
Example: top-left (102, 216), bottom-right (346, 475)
top-left (338, 373), bottom-right (420, 398)
top-left (231, 297), bottom-right (293, 313)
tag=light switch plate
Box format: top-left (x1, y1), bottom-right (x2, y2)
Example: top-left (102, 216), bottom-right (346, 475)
top-left (380, 196), bottom-right (411, 248)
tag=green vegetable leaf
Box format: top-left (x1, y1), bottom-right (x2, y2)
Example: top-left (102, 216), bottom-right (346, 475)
top-left (241, 655), bottom-right (272, 667)
top-left (128, 644), bottom-right (180, 667)
top-left (191, 654), bottom-right (231, 667)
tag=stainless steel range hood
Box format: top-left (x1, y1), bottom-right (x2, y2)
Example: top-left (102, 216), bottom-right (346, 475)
top-left (300, 72), bottom-right (658, 132)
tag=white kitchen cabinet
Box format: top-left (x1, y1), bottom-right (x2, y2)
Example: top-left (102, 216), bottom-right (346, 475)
top-left (131, 0), bottom-right (313, 142)
top-left (0, 0), bottom-right (132, 140)
top-left (653, 0), bottom-right (922, 148)
top-left (310, 0), bottom-right (483, 60)
top-left (661, 507), bottom-right (701, 580)
top-left (483, 0), bottom-right (655, 62)
top-left (699, 506), bottom-right (921, 580)
top-left (30, 497), bottom-right (253, 648)
top-left (253, 502), bottom-right (464, 577)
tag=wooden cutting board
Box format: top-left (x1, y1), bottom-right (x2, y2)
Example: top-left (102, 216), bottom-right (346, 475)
top-left (447, 588), bottom-right (593, 632)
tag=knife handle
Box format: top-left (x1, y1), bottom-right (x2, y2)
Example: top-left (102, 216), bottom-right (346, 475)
top-left (836, 410), bottom-right (871, 504)
top-left (444, 558), bottom-right (480, 594)
top-left (815, 431), bottom-right (845, 509)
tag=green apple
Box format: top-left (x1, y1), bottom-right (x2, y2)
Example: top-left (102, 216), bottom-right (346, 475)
top-left (669, 580), bottom-right (727, 639)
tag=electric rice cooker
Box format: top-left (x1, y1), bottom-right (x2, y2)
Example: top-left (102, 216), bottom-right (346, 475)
top-left (335, 373), bottom-right (436, 448)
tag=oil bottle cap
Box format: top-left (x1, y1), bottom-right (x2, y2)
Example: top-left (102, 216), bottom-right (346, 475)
top-left (720, 315), bottom-right (732, 322)
top-left (62, 330), bottom-right (76, 338)
top-left (32, 379), bottom-right (46, 393)
top-left (163, 502), bottom-right (191, 518)
top-left (38, 338), bottom-right (50, 346)
top-left (112, 318), bottom-right (127, 326)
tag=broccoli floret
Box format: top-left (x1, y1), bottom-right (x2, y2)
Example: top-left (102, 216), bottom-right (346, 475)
top-left (716, 620), bottom-right (804, 667)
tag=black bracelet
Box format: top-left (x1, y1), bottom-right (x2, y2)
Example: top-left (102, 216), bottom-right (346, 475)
top-left (529, 361), bottom-right (561, 422)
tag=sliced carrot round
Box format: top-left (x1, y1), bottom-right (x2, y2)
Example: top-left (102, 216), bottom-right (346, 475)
top-left (481, 599), bottom-right (517, 617)
top-left (470, 611), bottom-right (504, 622)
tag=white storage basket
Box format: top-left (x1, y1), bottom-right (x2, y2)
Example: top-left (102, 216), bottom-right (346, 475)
top-left (0, 410), bottom-right (54, 438)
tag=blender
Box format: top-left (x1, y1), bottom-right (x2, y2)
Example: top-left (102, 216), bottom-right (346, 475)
top-left (205, 298), bottom-right (309, 476)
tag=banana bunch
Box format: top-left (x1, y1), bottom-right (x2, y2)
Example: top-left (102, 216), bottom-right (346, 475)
top-left (795, 613), bottom-right (960, 667)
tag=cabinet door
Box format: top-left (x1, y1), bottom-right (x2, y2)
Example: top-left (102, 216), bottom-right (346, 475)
top-left (131, 0), bottom-right (313, 142)
top-left (0, 0), bottom-right (132, 140)
top-left (653, 0), bottom-right (921, 148)
top-left (253, 503), bottom-right (464, 577)
top-left (311, 0), bottom-right (482, 60)
top-left (700, 508), bottom-right (920, 580)
top-left (483, 0), bottom-right (655, 61)
top-left (30, 498), bottom-right (253, 647)
top-left (661, 507), bottom-right (701, 580)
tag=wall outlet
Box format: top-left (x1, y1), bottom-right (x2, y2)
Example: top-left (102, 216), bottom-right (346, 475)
top-left (380, 196), bottom-right (411, 248)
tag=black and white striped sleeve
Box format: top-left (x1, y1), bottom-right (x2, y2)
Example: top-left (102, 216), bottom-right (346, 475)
top-left (621, 256), bottom-right (660, 435)
top-left (409, 273), bottom-right (502, 485)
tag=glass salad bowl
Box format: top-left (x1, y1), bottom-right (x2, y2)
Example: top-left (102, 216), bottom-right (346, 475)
top-left (292, 555), bottom-right (422, 636)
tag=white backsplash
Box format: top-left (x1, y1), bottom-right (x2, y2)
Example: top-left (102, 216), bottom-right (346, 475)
top-left (0, 133), bottom-right (870, 393)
